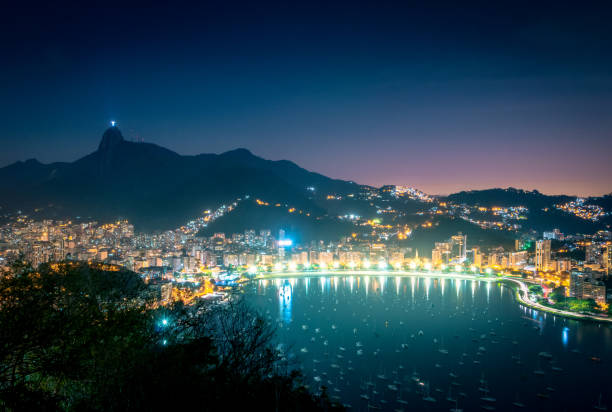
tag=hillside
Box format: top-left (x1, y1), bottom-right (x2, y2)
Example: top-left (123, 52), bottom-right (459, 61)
top-left (197, 199), bottom-right (358, 243)
top-left (0, 127), bottom-right (359, 231)
top-left (443, 188), bottom-right (573, 209)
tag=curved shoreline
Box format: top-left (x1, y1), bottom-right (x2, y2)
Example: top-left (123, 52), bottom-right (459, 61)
top-left (502, 277), bottom-right (612, 324)
top-left (252, 270), bottom-right (611, 323)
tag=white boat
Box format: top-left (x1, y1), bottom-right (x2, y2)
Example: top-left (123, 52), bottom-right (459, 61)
top-left (594, 394), bottom-right (608, 411)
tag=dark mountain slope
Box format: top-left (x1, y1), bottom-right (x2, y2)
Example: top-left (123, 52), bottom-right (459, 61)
top-left (198, 199), bottom-right (357, 243)
top-left (0, 127), bottom-right (358, 230)
top-left (444, 188), bottom-right (573, 209)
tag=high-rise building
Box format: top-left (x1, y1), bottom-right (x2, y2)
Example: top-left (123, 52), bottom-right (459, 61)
top-left (473, 250), bottom-right (483, 267)
top-left (450, 234), bottom-right (467, 262)
top-left (432, 242), bottom-right (452, 264)
top-left (553, 259), bottom-right (572, 273)
top-left (535, 239), bottom-right (551, 271)
top-left (582, 280), bottom-right (606, 305)
top-left (585, 243), bottom-right (600, 264)
top-left (569, 271), bottom-right (585, 298)
top-left (543, 229), bottom-right (563, 241)
top-left (509, 251), bottom-right (528, 268)
top-left (605, 244), bottom-right (611, 277)
top-left (318, 252), bottom-right (334, 265)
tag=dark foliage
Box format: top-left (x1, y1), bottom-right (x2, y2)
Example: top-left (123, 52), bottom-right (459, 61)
top-left (443, 188), bottom-right (573, 209)
top-left (0, 262), bottom-right (342, 411)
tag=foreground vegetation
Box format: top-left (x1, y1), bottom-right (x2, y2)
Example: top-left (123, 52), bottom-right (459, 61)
top-left (0, 262), bottom-right (342, 411)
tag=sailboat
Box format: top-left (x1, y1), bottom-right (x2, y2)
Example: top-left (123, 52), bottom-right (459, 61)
top-left (449, 398), bottom-right (463, 412)
top-left (446, 386), bottom-right (457, 403)
top-left (594, 393), bottom-right (608, 411)
top-left (439, 337), bottom-right (449, 354)
top-left (423, 382), bottom-right (437, 403)
top-left (512, 393), bottom-right (525, 408)
top-left (478, 375), bottom-right (490, 394)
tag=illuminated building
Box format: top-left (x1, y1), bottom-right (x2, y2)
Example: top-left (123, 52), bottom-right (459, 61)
top-left (161, 282), bottom-right (173, 302)
top-left (569, 271), bottom-right (585, 298)
top-left (318, 251), bottom-right (334, 265)
top-left (432, 241), bottom-right (452, 264)
top-left (451, 234), bottom-right (467, 262)
top-left (292, 251), bottom-right (309, 265)
top-left (585, 243), bottom-right (600, 264)
top-left (260, 254), bottom-right (275, 265)
top-left (543, 229), bottom-right (563, 240)
top-left (509, 251), bottom-right (528, 269)
top-left (582, 280), bottom-right (606, 305)
top-left (390, 252), bottom-right (405, 266)
top-left (488, 251), bottom-right (505, 267)
top-left (472, 249), bottom-right (483, 267)
top-left (569, 271), bottom-right (605, 304)
top-left (553, 259), bottom-right (572, 273)
top-left (535, 239), bottom-right (551, 271)
top-left (223, 254), bottom-right (239, 267)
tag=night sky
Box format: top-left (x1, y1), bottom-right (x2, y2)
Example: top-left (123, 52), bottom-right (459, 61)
top-left (1, 1), bottom-right (611, 196)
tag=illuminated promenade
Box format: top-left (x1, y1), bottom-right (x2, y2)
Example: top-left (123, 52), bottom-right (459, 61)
top-left (504, 277), bottom-right (612, 324)
top-left (254, 269), bottom-right (612, 323)
top-left (257, 269), bottom-right (493, 282)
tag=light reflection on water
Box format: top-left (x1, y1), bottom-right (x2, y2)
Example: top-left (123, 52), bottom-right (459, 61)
top-left (562, 327), bottom-right (569, 347)
top-left (250, 275), bottom-right (612, 411)
top-left (278, 280), bottom-right (292, 324)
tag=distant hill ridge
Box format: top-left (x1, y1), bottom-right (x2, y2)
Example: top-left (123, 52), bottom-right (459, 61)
top-left (0, 127), bottom-right (358, 230)
top-left (443, 187), bottom-right (574, 209)
top-left (1, 127), bottom-right (610, 235)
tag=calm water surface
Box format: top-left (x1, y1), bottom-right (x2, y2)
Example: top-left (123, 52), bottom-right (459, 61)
top-left (244, 276), bottom-right (612, 412)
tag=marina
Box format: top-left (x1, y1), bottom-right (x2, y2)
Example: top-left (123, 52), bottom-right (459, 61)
top-left (246, 275), bottom-right (612, 411)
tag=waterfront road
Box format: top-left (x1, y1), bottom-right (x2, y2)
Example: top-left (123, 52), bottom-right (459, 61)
top-left (256, 270), bottom-right (611, 323)
top-left (503, 277), bottom-right (612, 323)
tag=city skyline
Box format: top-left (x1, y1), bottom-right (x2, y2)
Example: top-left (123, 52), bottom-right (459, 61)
top-left (3, 3), bottom-right (612, 410)
top-left (2, 2), bottom-right (612, 196)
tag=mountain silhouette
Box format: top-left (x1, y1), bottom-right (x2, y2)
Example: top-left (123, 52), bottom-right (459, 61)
top-left (0, 127), bottom-right (358, 230)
